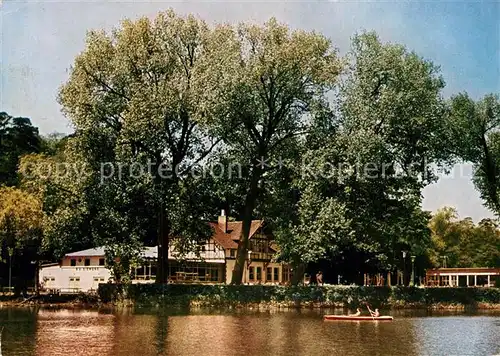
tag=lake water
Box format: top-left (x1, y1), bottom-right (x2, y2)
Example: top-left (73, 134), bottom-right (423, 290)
top-left (0, 307), bottom-right (499, 356)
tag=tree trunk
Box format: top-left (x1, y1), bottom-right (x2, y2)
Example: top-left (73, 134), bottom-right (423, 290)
top-left (480, 135), bottom-right (500, 213)
top-left (230, 166), bottom-right (261, 285)
top-left (291, 263), bottom-right (306, 286)
top-left (156, 204), bottom-right (170, 284)
top-left (154, 156), bottom-right (172, 284)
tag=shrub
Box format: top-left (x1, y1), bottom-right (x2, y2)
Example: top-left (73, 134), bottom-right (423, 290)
top-left (98, 283), bottom-right (500, 308)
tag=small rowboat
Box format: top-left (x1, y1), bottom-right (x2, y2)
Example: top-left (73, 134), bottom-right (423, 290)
top-left (323, 315), bottom-right (393, 321)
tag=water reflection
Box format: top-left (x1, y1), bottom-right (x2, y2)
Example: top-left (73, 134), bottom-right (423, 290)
top-left (0, 308), bottom-right (498, 355)
top-left (35, 309), bottom-right (115, 356)
top-left (411, 316), bottom-right (500, 356)
top-left (0, 308), bottom-right (37, 356)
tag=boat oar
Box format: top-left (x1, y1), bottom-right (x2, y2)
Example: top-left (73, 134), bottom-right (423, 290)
top-left (365, 303), bottom-right (375, 320)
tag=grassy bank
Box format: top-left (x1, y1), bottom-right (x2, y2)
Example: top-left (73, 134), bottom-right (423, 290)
top-left (98, 284), bottom-right (500, 310)
top-left (0, 293), bottom-right (101, 309)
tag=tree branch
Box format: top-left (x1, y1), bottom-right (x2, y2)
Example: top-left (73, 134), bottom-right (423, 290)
top-left (82, 66), bottom-right (130, 101)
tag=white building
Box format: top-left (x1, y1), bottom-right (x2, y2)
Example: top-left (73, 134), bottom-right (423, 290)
top-left (39, 247), bottom-right (112, 293)
top-left (38, 211), bottom-right (291, 293)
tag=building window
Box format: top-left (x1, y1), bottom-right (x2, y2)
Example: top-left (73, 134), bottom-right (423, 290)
top-left (282, 265), bottom-right (290, 283)
top-left (230, 249), bottom-right (236, 257)
top-left (266, 267), bottom-right (272, 282)
top-left (84, 258), bottom-right (90, 266)
top-left (99, 258), bottom-right (105, 266)
top-left (249, 266), bottom-right (255, 281)
top-left (136, 266), bottom-right (145, 279)
top-left (210, 268), bottom-right (219, 281)
top-left (69, 276), bottom-right (80, 289)
top-left (70, 259), bottom-right (76, 266)
top-left (256, 267), bottom-right (262, 281)
top-left (166, 262), bottom-right (222, 283)
top-left (274, 267), bottom-right (279, 282)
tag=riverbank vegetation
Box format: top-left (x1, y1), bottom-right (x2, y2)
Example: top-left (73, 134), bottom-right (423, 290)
top-left (97, 284), bottom-right (500, 310)
top-left (1, 10), bottom-right (499, 289)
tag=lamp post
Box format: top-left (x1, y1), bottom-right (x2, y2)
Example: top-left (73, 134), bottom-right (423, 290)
top-left (402, 251), bottom-right (407, 286)
top-left (8, 247), bottom-right (13, 293)
top-left (245, 250), bottom-right (252, 284)
top-left (410, 255), bottom-right (416, 287)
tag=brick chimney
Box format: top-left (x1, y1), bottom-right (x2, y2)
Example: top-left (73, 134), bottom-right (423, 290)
top-left (218, 209), bottom-right (227, 233)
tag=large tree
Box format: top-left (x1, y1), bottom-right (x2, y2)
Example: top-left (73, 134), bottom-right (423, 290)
top-left (58, 10), bottom-right (228, 282)
top-left (276, 32), bottom-right (449, 283)
top-left (0, 186), bottom-right (43, 291)
top-left (428, 207), bottom-right (500, 268)
top-left (448, 93), bottom-right (500, 215)
top-left (202, 18), bottom-right (342, 284)
top-left (0, 112), bottom-right (41, 186)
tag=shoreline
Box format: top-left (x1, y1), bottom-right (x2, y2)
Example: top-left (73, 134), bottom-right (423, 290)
top-left (1, 298), bottom-right (499, 311)
top-left (2, 284), bottom-right (498, 311)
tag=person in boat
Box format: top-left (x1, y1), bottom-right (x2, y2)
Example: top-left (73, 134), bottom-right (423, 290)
top-left (367, 305), bottom-right (380, 317)
top-left (349, 308), bottom-right (362, 316)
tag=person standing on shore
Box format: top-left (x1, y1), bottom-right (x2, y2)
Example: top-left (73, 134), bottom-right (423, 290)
top-left (316, 271), bottom-right (324, 285)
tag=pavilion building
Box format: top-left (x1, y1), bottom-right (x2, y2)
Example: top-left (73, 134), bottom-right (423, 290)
top-left (425, 267), bottom-right (500, 287)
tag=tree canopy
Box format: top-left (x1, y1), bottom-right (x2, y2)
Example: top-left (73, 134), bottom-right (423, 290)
top-left (447, 93), bottom-right (500, 215)
top-left (3, 11), bottom-right (499, 288)
top-left (0, 112), bottom-right (42, 186)
top-left (428, 207), bottom-right (500, 268)
top-left (0, 187), bottom-right (43, 256)
top-left (275, 32), bottom-right (448, 280)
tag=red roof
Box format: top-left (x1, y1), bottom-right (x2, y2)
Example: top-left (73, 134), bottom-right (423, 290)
top-left (209, 220), bottom-right (264, 250)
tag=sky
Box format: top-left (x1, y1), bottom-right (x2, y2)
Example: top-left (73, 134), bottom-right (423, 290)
top-left (1, 0), bottom-right (499, 221)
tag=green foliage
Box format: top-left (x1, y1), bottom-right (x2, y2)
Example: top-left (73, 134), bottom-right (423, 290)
top-left (427, 207), bottom-right (500, 268)
top-left (0, 186), bottom-right (43, 257)
top-left (0, 112), bottom-right (41, 186)
top-left (54, 10), bottom-right (229, 279)
top-left (98, 283), bottom-right (500, 308)
top-left (276, 32), bottom-right (446, 276)
top-left (19, 147), bottom-right (94, 257)
top-left (199, 17), bottom-right (342, 284)
top-left (448, 93), bottom-right (500, 214)
top-left (40, 133), bottom-right (68, 156)
top-left (0, 186), bottom-right (43, 291)
top-left (9, 12), bottom-right (498, 288)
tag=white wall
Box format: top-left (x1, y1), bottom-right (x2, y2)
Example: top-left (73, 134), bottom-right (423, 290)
top-left (39, 264), bottom-right (111, 292)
